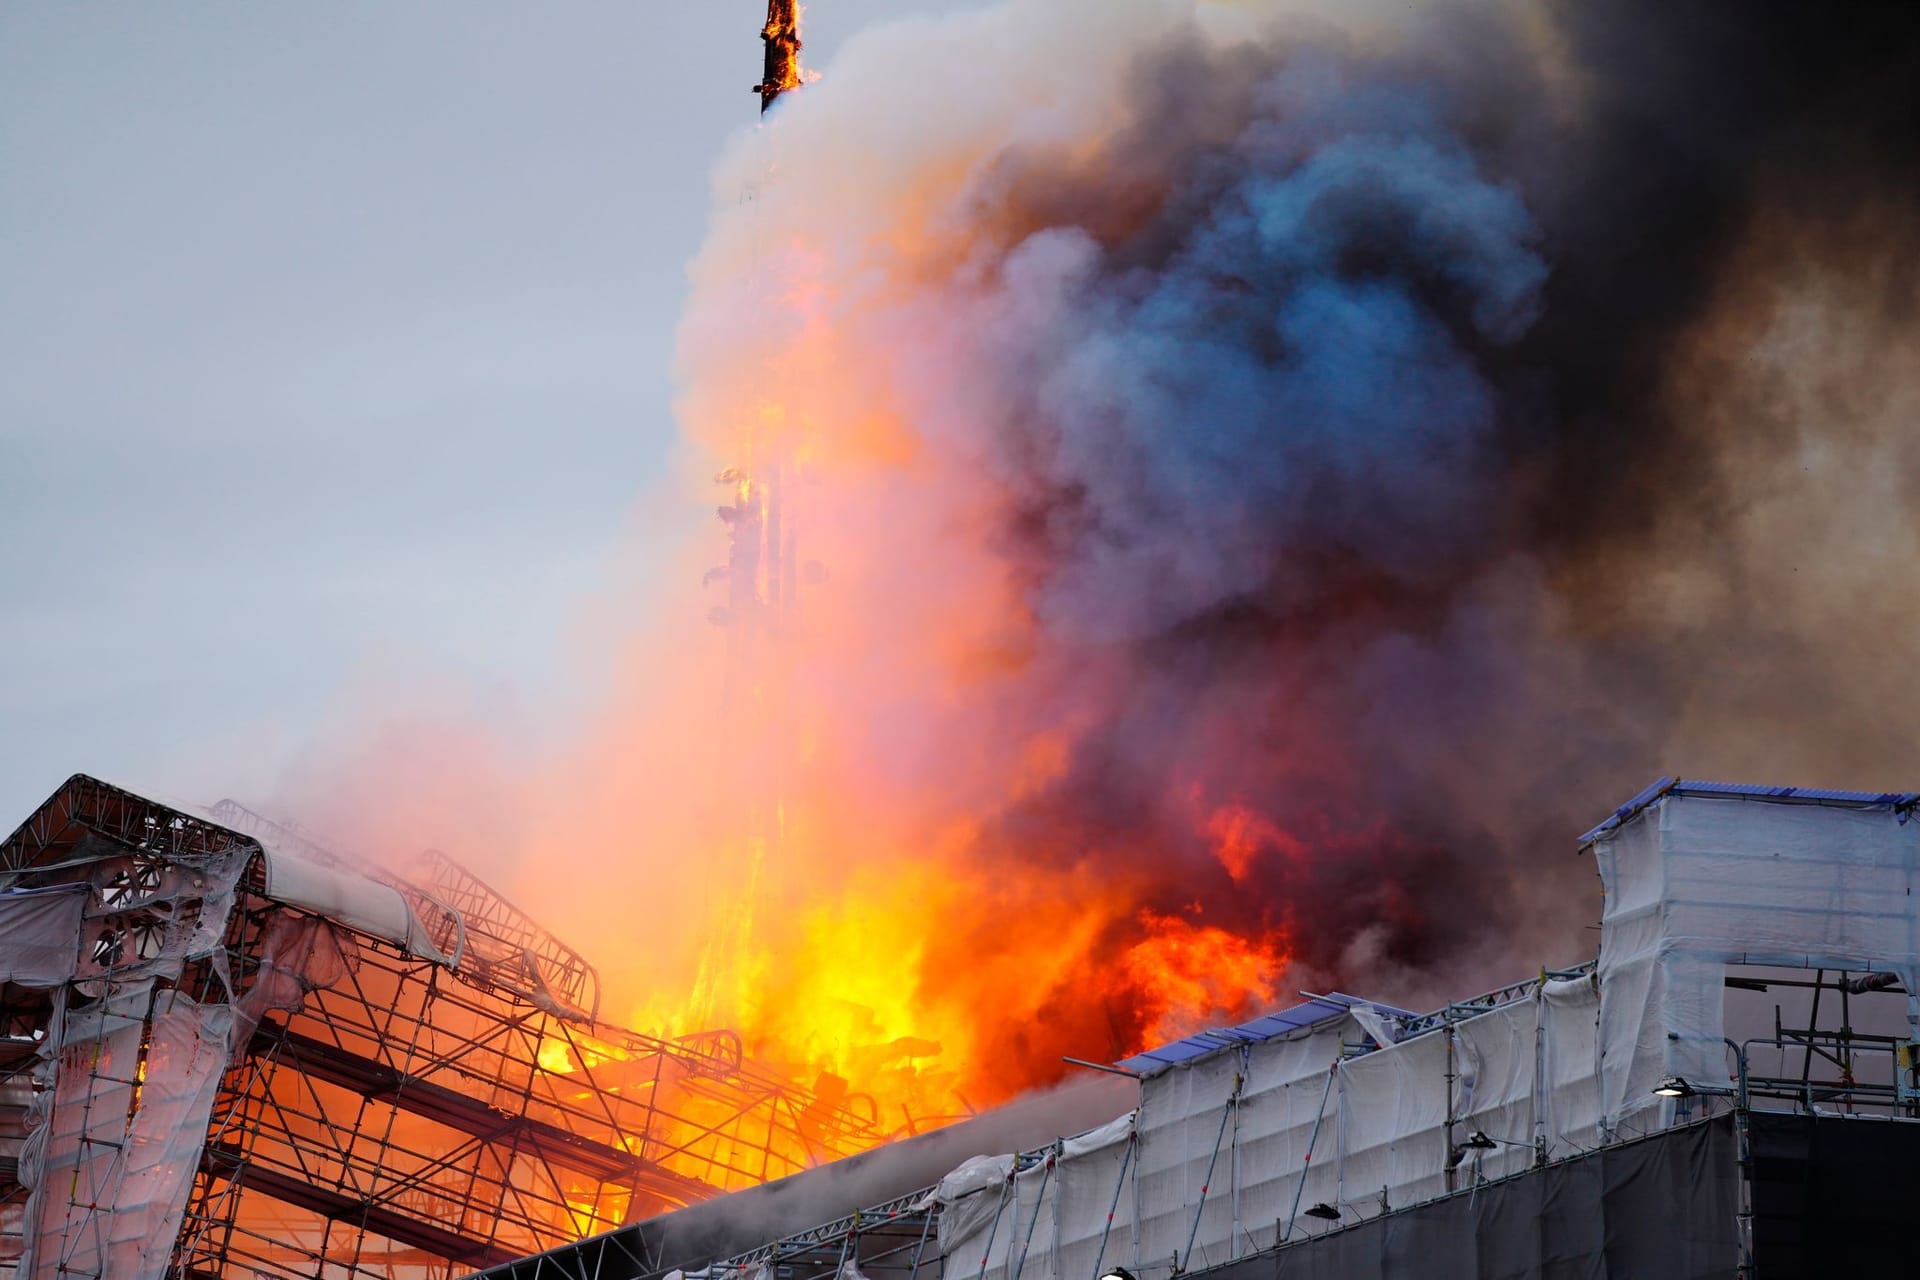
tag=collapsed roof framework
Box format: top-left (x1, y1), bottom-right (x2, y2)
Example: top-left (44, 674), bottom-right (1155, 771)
top-left (0, 775), bottom-right (892, 1280)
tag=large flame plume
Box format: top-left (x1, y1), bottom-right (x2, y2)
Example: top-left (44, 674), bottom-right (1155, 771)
top-left (290, 0), bottom-right (1920, 1146)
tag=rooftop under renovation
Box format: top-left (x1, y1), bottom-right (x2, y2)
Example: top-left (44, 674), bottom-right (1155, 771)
top-left (471, 779), bottom-right (1920, 1280)
top-left (7, 3), bottom-right (1920, 1280)
top-left (3, 778), bottom-right (1917, 1278)
top-left (0, 774), bottom-right (896, 1278)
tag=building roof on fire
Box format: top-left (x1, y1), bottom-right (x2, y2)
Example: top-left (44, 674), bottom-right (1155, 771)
top-left (1117, 990), bottom-right (1416, 1074)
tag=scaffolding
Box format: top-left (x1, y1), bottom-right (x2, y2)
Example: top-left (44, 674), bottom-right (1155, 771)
top-left (470, 780), bottom-right (1920, 1280)
top-left (0, 775), bottom-right (890, 1280)
top-left (484, 974), bottom-right (1920, 1280)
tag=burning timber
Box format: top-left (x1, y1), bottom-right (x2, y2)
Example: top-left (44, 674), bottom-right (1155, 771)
top-left (0, 775), bottom-right (896, 1280)
top-left (756, 1), bottom-right (803, 113)
top-left (470, 780), bottom-right (1920, 1280)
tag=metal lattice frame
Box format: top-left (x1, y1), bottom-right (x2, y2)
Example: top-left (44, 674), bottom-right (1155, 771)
top-left (0, 775), bottom-right (891, 1280)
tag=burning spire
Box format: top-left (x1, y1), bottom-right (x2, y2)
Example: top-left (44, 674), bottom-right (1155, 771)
top-left (757, 0), bottom-right (804, 114)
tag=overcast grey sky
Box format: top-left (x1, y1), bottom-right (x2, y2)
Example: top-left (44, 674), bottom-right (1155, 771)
top-left (0, 2), bottom-right (987, 823)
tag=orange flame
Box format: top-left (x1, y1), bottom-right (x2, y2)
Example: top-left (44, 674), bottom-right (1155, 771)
top-left (1113, 912), bottom-right (1288, 1049)
top-left (490, 16), bottom-right (1318, 1148)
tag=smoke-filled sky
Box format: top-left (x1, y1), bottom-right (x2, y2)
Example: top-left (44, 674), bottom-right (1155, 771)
top-left (6, 0), bottom-right (1919, 1112)
top-left (635, 0), bottom-right (1920, 1095)
top-left (0, 1), bottom-right (988, 822)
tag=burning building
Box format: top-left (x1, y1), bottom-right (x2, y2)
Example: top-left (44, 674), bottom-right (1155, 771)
top-left (4, 777), bottom-right (1914, 1280)
top-left (469, 780), bottom-right (1920, 1280)
top-left (0, 775), bottom-right (900, 1280)
top-left (5, 0), bottom-right (1916, 1275)
top-left (633, 0), bottom-right (1920, 1129)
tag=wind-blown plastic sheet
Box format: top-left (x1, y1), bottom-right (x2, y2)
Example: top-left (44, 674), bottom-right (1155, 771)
top-left (0, 824), bottom-right (455, 1280)
top-left (19, 990), bottom-right (232, 1280)
top-left (5, 839), bottom-right (254, 1280)
top-left (1590, 792), bottom-right (1920, 1137)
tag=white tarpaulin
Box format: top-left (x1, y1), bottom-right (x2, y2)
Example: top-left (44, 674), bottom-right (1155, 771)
top-left (940, 1014), bottom-right (1599, 1279)
top-left (943, 979), bottom-right (1607, 1280)
top-left (1590, 791), bottom-right (1920, 1137)
top-left (19, 989), bottom-right (232, 1280)
top-left (930, 786), bottom-right (1920, 1280)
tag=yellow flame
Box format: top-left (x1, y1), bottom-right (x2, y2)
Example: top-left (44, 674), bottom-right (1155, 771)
top-left (537, 1036), bottom-right (576, 1075)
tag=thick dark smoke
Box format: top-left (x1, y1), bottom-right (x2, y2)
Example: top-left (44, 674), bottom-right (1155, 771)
top-left (1517, 4), bottom-right (1920, 547)
top-left (254, 0), bottom-right (1920, 1120)
top-left (417, 0), bottom-right (1920, 1106)
top-left (841, 1), bottom-right (1920, 1074)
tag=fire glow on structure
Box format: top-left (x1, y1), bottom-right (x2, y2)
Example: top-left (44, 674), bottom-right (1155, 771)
top-left (671, 0), bottom-right (1305, 1139)
top-left (757, 1), bottom-right (803, 112)
top-left (0, 776), bottom-right (898, 1280)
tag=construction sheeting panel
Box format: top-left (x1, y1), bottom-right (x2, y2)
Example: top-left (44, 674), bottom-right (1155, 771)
top-left (1181, 1118), bottom-right (1739, 1280)
top-left (20, 989), bottom-right (231, 1280)
top-left (1228, 1021), bottom-right (1352, 1253)
top-left (1133, 1042), bottom-right (1240, 1274)
top-left (940, 979), bottom-right (1605, 1280)
top-left (1048, 1116), bottom-right (1132, 1280)
top-left (1590, 793), bottom-right (1920, 1138)
top-left (6, 840), bottom-right (254, 1280)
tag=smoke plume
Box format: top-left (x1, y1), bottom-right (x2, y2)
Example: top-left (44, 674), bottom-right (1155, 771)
top-left (295, 0), bottom-right (1920, 1118)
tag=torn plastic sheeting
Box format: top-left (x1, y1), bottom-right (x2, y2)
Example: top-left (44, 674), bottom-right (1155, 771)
top-left (1347, 1002), bottom-right (1401, 1050)
top-left (935, 1153), bottom-right (1016, 1256)
top-left (65, 842), bottom-right (252, 994)
top-left (228, 913), bottom-right (355, 1060)
top-left (0, 886), bottom-right (87, 987)
top-left (20, 988), bottom-right (232, 1280)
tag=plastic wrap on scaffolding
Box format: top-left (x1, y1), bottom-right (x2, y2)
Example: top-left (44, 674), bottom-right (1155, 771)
top-left (19, 989), bottom-right (232, 1280)
top-left (4, 813), bottom-right (253, 1280)
top-left (227, 912), bottom-right (354, 1059)
top-left (1050, 1113), bottom-right (1134, 1280)
top-left (1589, 791), bottom-right (1920, 1138)
top-left (935, 1153), bottom-right (1017, 1261)
top-left (942, 976), bottom-right (1606, 1280)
